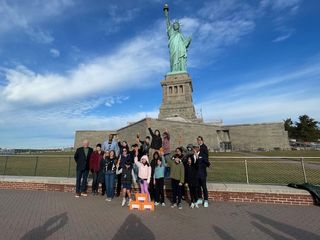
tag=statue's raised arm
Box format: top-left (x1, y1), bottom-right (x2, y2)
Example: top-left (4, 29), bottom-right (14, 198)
top-left (163, 4), bottom-right (170, 30)
top-left (163, 4), bottom-right (191, 74)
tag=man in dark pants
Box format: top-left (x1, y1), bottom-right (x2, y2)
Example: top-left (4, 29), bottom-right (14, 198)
top-left (74, 140), bottom-right (93, 198)
top-left (196, 136), bottom-right (210, 207)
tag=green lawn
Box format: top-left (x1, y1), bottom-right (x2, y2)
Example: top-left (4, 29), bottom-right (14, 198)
top-left (1, 151), bottom-right (319, 185)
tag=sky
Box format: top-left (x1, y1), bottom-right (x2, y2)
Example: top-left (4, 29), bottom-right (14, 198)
top-left (0, 0), bottom-right (320, 148)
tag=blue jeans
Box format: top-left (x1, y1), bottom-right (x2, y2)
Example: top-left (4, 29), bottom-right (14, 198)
top-left (105, 171), bottom-right (115, 198)
top-left (76, 169), bottom-right (89, 193)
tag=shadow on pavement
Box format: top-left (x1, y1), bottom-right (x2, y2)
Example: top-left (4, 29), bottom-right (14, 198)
top-left (213, 226), bottom-right (236, 240)
top-left (112, 214), bottom-right (155, 240)
top-left (251, 222), bottom-right (292, 240)
top-left (21, 212), bottom-right (68, 240)
top-left (249, 212), bottom-right (320, 240)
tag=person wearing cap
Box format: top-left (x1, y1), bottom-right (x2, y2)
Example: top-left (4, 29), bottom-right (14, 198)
top-left (137, 134), bottom-right (151, 158)
top-left (89, 143), bottom-right (104, 196)
top-left (134, 154), bottom-right (152, 201)
top-left (167, 151), bottom-right (185, 210)
top-left (74, 140), bottom-right (93, 198)
top-left (116, 159), bottom-right (135, 207)
top-left (196, 136), bottom-right (210, 208)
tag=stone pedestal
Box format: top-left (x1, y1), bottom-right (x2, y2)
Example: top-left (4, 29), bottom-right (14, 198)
top-left (158, 73), bottom-right (200, 122)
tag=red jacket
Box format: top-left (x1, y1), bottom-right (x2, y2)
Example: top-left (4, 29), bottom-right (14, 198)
top-left (89, 150), bottom-right (104, 172)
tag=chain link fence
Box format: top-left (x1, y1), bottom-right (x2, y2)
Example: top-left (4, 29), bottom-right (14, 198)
top-left (0, 155), bottom-right (319, 185)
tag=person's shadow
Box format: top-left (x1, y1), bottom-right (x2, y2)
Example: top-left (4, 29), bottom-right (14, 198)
top-left (112, 214), bottom-right (155, 240)
top-left (21, 212), bottom-right (68, 240)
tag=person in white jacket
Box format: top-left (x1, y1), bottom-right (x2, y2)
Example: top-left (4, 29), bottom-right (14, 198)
top-left (134, 154), bottom-right (152, 201)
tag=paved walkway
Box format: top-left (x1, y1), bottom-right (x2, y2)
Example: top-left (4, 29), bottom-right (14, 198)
top-left (0, 190), bottom-right (319, 240)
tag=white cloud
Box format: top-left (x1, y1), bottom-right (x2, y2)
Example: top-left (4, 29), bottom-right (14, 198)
top-left (197, 61), bottom-right (320, 124)
top-left (105, 96), bottom-right (129, 107)
top-left (0, 0), bottom-right (74, 43)
top-left (272, 31), bottom-right (293, 42)
top-left (0, 105), bottom-right (158, 148)
top-left (1, 26), bottom-right (167, 105)
top-left (50, 48), bottom-right (60, 58)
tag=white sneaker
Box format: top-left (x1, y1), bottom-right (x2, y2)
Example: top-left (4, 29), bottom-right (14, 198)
top-left (195, 203), bottom-right (199, 208)
top-left (161, 203), bottom-right (166, 207)
top-left (190, 203), bottom-right (195, 209)
top-left (196, 199), bottom-right (203, 205)
top-left (204, 201), bottom-right (209, 208)
top-left (154, 202), bottom-right (160, 206)
top-left (171, 203), bottom-right (177, 208)
top-left (127, 199), bottom-right (131, 207)
top-left (121, 198), bottom-right (126, 207)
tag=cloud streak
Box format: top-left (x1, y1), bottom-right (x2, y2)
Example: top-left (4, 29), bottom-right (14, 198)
top-left (1, 26), bottom-right (167, 105)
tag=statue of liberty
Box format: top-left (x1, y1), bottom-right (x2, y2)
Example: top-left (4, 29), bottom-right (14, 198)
top-left (163, 4), bottom-right (191, 74)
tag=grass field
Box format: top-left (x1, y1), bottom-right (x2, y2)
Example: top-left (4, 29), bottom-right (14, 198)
top-left (0, 151), bottom-right (319, 185)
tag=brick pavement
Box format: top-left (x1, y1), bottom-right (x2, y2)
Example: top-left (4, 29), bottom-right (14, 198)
top-left (0, 189), bottom-right (319, 240)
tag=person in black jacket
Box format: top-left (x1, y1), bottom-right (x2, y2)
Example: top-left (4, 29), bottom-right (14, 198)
top-left (100, 150), bottom-right (117, 201)
top-left (196, 136), bottom-right (211, 207)
top-left (184, 154), bottom-right (199, 208)
top-left (116, 159), bottom-right (135, 207)
top-left (74, 140), bottom-right (93, 197)
top-left (147, 118), bottom-right (162, 156)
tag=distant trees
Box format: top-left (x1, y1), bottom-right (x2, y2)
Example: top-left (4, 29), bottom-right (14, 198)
top-left (284, 115), bottom-right (320, 142)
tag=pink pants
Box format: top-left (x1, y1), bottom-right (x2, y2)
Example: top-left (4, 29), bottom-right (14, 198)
top-left (140, 180), bottom-right (150, 201)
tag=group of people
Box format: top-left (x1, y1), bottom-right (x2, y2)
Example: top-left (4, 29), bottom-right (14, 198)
top-left (74, 121), bottom-right (211, 209)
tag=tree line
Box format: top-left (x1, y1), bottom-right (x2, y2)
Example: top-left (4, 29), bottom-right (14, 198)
top-left (284, 115), bottom-right (320, 142)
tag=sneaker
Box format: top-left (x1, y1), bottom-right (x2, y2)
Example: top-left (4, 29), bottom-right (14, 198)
top-left (154, 202), bottom-right (160, 206)
top-left (195, 203), bottom-right (199, 208)
top-left (196, 199), bottom-right (203, 205)
top-left (105, 198), bottom-right (111, 202)
top-left (127, 199), bottom-right (131, 207)
top-left (190, 203), bottom-right (195, 209)
top-left (204, 201), bottom-right (209, 208)
top-left (171, 203), bottom-right (177, 208)
top-left (81, 192), bottom-right (88, 197)
top-left (121, 198), bottom-right (126, 207)
top-left (75, 193), bottom-right (80, 198)
top-left (161, 203), bottom-right (166, 207)
top-left (178, 203), bottom-right (182, 210)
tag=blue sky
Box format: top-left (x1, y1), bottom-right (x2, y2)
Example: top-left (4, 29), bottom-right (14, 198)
top-left (0, 0), bottom-right (320, 148)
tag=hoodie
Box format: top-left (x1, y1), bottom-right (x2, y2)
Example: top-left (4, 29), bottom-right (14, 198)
top-left (134, 155), bottom-right (152, 183)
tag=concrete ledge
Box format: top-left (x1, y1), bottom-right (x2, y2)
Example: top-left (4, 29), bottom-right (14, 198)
top-left (0, 176), bottom-right (315, 206)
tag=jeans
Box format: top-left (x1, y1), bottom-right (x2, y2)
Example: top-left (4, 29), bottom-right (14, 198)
top-left (91, 172), bottom-right (99, 193)
top-left (171, 179), bottom-right (182, 204)
top-left (76, 169), bottom-right (89, 193)
top-left (105, 171), bottom-right (115, 198)
top-left (155, 177), bottom-right (165, 203)
top-left (197, 177), bottom-right (208, 201)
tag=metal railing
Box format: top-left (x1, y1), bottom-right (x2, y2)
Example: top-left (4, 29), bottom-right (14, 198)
top-left (207, 156), bottom-right (320, 185)
top-left (0, 155), bottom-right (319, 185)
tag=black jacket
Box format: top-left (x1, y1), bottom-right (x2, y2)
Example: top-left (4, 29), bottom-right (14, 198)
top-left (74, 147), bottom-right (93, 171)
top-left (184, 161), bottom-right (198, 186)
top-left (121, 165), bottom-right (133, 184)
top-left (100, 157), bottom-right (117, 173)
top-left (148, 128), bottom-right (162, 150)
top-left (197, 144), bottom-right (210, 178)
